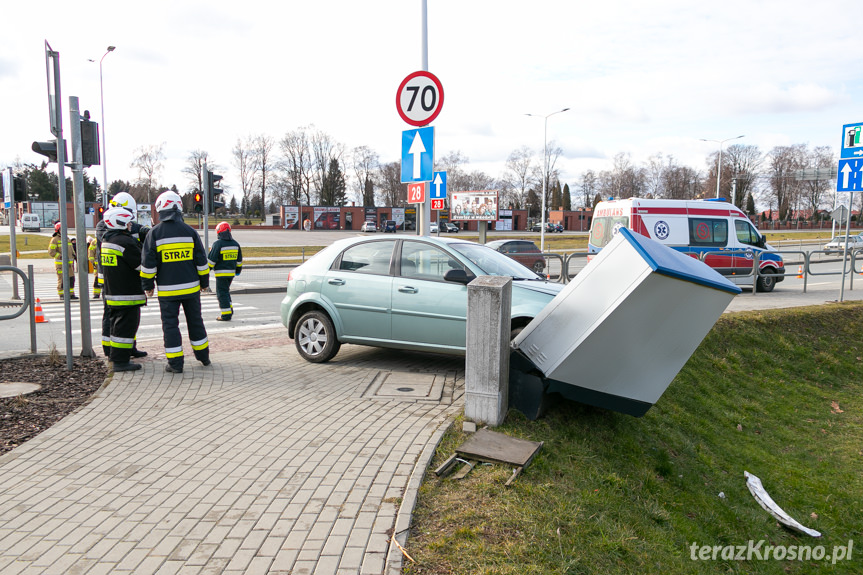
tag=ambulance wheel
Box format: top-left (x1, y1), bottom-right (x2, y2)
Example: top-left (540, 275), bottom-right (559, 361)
top-left (756, 270), bottom-right (776, 293)
top-left (295, 310), bottom-right (340, 362)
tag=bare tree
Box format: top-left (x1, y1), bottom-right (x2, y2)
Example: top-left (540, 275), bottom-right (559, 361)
top-left (182, 149), bottom-right (209, 197)
top-left (252, 134), bottom-right (275, 213)
top-left (502, 146), bottom-right (533, 209)
top-left (644, 153), bottom-right (665, 198)
top-left (233, 136), bottom-right (258, 216)
top-left (310, 127), bottom-right (343, 202)
top-left (350, 145), bottom-right (379, 206)
top-left (799, 145), bottom-right (835, 217)
top-left (278, 126), bottom-right (314, 206)
top-left (723, 144), bottom-right (763, 208)
top-left (437, 150), bottom-right (470, 191)
top-left (578, 170), bottom-right (598, 208)
top-left (377, 162), bottom-right (403, 207)
top-left (130, 143), bottom-right (165, 204)
top-left (764, 144), bottom-right (806, 219)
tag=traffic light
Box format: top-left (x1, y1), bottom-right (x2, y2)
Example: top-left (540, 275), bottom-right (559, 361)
top-left (31, 139), bottom-right (66, 163)
top-left (206, 170), bottom-right (225, 213)
top-left (97, 205), bottom-right (105, 219)
top-left (80, 117), bottom-right (101, 167)
top-left (194, 191), bottom-right (203, 213)
top-left (13, 177), bottom-right (27, 202)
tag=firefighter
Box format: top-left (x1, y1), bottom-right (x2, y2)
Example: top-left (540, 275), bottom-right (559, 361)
top-left (141, 190), bottom-right (211, 374)
top-left (87, 236), bottom-right (102, 299)
top-left (100, 207), bottom-right (147, 372)
top-left (97, 192), bottom-right (149, 359)
top-left (48, 221), bottom-right (77, 299)
top-left (207, 221), bottom-right (243, 321)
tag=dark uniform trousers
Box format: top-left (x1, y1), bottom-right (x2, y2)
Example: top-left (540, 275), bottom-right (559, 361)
top-left (215, 276), bottom-right (234, 319)
top-left (107, 306), bottom-right (142, 364)
top-left (160, 294), bottom-right (209, 369)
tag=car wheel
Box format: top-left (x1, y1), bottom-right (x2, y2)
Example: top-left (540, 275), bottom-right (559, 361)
top-left (532, 261), bottom-right (545, 274)
top-left (756, 269), bottom-right (776, 293)
top-left (294, 310), bottom-right (341, 362)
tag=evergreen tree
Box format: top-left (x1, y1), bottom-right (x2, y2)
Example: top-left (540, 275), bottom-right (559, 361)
top-left (562, 183), bottom-right (572, 211)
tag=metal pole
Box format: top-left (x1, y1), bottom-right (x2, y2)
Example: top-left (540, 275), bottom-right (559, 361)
top-left (4, 168), bottom-right (20, 300)
top-left (839, 191), bottom-right (853, 302)
top-left (419, 0), bottom-right (431, 237)
top-left (69, 96), bottom-right (95, 357)
top-left (98, 46), bottom-right (114, 208)
top-left (715, 144), bottom-right (723, 199)
top-left (541, 116), bottom-right (547, 251)
top-left (203, 162), bottom-right (210, 251)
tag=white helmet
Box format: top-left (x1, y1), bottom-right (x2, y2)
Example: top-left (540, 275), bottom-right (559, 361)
top-left (103, 207), bottom-right (134, 230)
top-left (155, 190), bottom-right (183, 213)
top-left (110, 192), bottom-right (137, 214)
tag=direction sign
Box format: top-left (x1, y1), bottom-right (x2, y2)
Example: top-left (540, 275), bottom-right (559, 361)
top-left (407, 182), bottom-right (426, 204)
top-left (837, 158), bottom-right (863, 192)
top-left (396, 71), bottom-right (444, 127)
top-left (431, 171), bottom-right (447, 199)
top-left (840, 122), bottom-right (863, 159)
top-left (401, 127), bottom-right (434, 183)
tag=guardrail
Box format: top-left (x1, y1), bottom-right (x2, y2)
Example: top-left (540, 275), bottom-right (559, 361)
top-left (0, 265), bottom-right (38, 353)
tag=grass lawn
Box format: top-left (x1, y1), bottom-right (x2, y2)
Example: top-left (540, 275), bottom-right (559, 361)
top-left (404, 302), bottom-right (862, 574)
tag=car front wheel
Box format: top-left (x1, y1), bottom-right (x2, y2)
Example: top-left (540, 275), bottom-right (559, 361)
top-left (294, 310), bottom-right (341, 362)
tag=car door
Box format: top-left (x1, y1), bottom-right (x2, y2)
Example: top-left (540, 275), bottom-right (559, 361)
top-left (391, 240), bottom-right (469, 351)
top-left (321, 240), bottom-right (396, 342)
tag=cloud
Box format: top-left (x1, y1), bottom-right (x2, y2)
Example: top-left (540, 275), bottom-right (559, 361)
top-left (729, 83), bottom-right (847, 114)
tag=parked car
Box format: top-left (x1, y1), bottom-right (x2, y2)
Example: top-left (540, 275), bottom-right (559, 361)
top-left (360, 221), bottom-right (377, 233)
top-left (281, 236), bottom-right (563, 362)
top-left (430, 222), bottom-right (439, 233)
top-left (485, 239), bottom-right (546, 273)
top-left (824, 234), bottom-right (863, 253)
top-left (383, 220), bottom-right (397, 233)
top-left (441, 222), bottom-right (459, 233)
top-left (530, 222), bottom-right (561, 233)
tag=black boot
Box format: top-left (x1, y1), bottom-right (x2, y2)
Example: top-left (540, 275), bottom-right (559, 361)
top-left (165, 364), bottom-right (183, 374)
top-left (130, 348), bottom-right (148, 358)
top-left (113, 362), bottom-right (141, 372)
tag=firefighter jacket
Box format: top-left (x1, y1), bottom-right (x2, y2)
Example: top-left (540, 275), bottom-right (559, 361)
top-left (48, 232), bottom-right (77, 273)
top-left (140, 210), bottom-right (210, 300)
top-left (207, 231), bottom-right (243, 277)
top-left (88, 237), bottom-right (100, 270)
top-left (101, 229), bottom-right (147, 308)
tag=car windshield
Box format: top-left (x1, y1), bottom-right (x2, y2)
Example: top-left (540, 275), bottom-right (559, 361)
top-left (450, 242), bottom-right (542, 279)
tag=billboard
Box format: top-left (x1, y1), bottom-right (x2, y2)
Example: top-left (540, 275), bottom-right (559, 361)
top-left (450, 190), bottom-right (498, 221)
top-left (284, 206), bottom-right (299, 229)
top-left (314, 207), bottom-right (340, 229)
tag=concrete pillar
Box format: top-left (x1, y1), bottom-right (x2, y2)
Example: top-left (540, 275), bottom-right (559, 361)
top-left (464, 275), bottom-right (512, 426)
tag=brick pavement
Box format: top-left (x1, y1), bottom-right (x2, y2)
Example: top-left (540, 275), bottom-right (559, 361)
top-left (0, 340), bottom-right (464, 574)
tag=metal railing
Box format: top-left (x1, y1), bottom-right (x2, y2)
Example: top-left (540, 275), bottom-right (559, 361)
top-left (0, 265), bottom-right (38, 353)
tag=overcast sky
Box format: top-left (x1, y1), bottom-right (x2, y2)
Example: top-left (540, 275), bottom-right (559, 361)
top-left (1, 0), bottom-right (860, 204)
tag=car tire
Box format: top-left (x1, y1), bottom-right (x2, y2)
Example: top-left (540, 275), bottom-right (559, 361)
top-left (532, 261), bottom-right (545, 274)
top-left (294, 310), bottom-right (341, 362)
top-left (756, 269), bottom-right (776, 293)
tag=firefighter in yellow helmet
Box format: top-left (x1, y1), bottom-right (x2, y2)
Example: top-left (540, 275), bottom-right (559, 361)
top-left (48, 221), bottom-right (77, 299)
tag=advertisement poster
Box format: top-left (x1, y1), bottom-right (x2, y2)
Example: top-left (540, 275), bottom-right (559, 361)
top-left (284, 206), bottom-right (299, 229)
top-left (391, 208), bottom-right (405, 227)
top-left (450, 190), bottom-right (498, 221)
top-left (495, 219), bottom-right (513, 231)
top-left (314, 207), bottom-right (340, 229)
top-left (364, 207), bottom-right (377, 223)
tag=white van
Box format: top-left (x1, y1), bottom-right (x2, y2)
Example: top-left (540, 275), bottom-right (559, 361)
top-left (588, 198), bottom-right (785, 292)
top-left (19, 214), bottom-right (41, 232)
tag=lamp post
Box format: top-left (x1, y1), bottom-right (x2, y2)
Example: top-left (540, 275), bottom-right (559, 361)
top-left (90, 46), bottom-right (115, 209)
top-left (700, 134), bottom-right (743, 199)
top-left (526, 108), bottom-right (569, 251)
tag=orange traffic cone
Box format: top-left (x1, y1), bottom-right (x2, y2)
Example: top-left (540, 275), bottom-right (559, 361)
top-left (34, 298), bottom-right (48, 323)
top-left (797, 265), bottom-right (803, 279)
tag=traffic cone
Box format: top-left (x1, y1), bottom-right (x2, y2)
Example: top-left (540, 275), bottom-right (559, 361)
top-left (34, 298), bottom-right (48, 323)
top-left (797, 265), bottom-right (803, 279)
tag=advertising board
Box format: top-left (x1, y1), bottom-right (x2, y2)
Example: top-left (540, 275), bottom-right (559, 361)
top-left (450, 190), bottom-right (498, 221)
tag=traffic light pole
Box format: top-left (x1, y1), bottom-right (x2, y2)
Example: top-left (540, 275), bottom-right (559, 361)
top-left (69, 96), bottom-right (95, 358)
top-left (202, 163), bottom-right (210, 251)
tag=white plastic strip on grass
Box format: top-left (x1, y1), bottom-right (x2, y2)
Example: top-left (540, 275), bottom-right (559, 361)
top-left (744, 471), bottom-right (821, 537)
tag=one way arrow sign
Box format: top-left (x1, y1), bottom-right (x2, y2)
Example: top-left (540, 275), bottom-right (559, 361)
top-left (837, 159), bottom-right (863, 192)
top-left (401, 127), bottom-right (434, 183)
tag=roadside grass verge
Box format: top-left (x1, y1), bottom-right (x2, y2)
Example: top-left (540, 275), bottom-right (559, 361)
top-left (405, 302), bottom-right (863, 574)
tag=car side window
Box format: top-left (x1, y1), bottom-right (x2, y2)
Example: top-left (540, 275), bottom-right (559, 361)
top-left (401, 241), bottom-right (463, 281)
top-left (689, 218), bottom-right (728, 247)
top-left (735, 220), bottom-right (759, 246)
top-left (337, 241), bottom-right (395, 275)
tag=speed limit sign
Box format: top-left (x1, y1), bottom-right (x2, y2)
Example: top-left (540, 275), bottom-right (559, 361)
top-left (396, 71), bottom-right (444, 126)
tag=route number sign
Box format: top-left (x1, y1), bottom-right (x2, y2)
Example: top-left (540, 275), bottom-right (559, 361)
top-left (396, 71), bottom-right (444, 127)
top-left (431, 199), bottom-right (444, 210)
top-left (408, 182), bottom-right (426, 204)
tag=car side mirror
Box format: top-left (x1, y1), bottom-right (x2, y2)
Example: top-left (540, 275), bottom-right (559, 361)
top-left (444, 269), bottom-right (475, 285)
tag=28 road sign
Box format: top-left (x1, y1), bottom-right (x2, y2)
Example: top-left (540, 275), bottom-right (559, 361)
top-left (396, 71), bottom-right (444, 127)
top-left (408, 182), bottom-right (426, 204)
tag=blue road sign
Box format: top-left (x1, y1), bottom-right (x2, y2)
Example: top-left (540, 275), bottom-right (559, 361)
top-left (401, 127), bottom-right (434, 183)
top-left (837, 158), bottom-right (863, 192)
top-left (840, 122), bottom-right (863, 159)
top-left (431, 171), bottom-right (447, 199)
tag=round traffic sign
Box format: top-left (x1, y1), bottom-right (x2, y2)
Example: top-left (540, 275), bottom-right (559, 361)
top-left (396, 71), bottom-right (444, 126)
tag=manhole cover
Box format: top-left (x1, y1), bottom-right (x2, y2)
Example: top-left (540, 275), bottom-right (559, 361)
top-left (0, 382), bottom-right (42, 399)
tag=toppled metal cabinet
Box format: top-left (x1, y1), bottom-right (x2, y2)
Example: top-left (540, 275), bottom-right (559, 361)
top-left (511, 227), bottom-right (742, 417)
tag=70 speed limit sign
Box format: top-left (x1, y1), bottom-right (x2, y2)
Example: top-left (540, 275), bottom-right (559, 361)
top-left (396, 71), bottom-right (444, 126)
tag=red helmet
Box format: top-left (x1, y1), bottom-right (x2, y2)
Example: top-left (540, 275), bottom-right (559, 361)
top-left (54, 221), bottom-right (61, 233)
top-left (215, 221), bottom-right (231, 234)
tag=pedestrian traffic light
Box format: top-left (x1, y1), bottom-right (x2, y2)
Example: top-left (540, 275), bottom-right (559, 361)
top-left (194, 191), bottom-right (203, 213)
top-left (97, 205), bottom-right (105, 218)
top-left (80, 116), bottom-right (101, 167)
top-left (31, 139), bottom-right (66, 163)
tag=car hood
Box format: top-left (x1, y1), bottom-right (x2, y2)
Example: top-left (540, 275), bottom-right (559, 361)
top-left (512, 279), bottom-right (565, 297)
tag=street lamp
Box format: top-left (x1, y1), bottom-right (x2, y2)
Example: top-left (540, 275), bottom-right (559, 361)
top-left (700, 134), bottom-right (743, 199)
top-left (526, 107), bottom-right (569, 251)
top-left (89, 46), bottom-right (115, 208)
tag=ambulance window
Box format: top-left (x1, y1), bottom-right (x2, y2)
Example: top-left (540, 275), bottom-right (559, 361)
top-left (735, 220), bottom-right (760, 246)
top-left (689, 218), bottom-right (727, 247)
top-left (589, 216), bottom-right (629, 249)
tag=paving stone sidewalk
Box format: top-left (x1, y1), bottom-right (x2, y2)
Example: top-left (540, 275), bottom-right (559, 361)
top-left (0, 342), bottom-right (464, 574)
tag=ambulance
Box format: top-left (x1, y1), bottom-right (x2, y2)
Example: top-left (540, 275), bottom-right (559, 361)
top-left (588, 198), bottom-right (785, 292)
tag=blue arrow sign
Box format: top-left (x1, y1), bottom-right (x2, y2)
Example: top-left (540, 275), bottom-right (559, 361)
top-left (840, 122), bottom-right (863, 159)
top-left (431, 171), bottom-right (447, 199)
top-left (837, 158), bottom-right (863, 192)
top-left (401, 127), bottom-right (434, 183)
